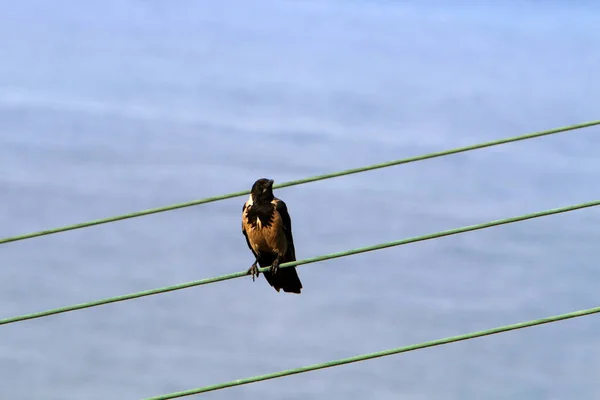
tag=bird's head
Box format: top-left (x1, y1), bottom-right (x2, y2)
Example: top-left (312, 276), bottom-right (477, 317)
top-left (250, 178), bottom-right (275, 203)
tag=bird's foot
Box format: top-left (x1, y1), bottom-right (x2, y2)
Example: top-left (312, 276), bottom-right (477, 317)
top-left (270, 259), bottom-right (280, 275)
top-left (247, 262), bottom-right (260, 282)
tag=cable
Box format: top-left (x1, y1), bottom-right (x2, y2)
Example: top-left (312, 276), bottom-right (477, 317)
top-left (144, 305), bottom-right (600, 399)
top-left (1, 120), bottom-right (598, 246)
top-left (1, 200), bottom-right (597, 326)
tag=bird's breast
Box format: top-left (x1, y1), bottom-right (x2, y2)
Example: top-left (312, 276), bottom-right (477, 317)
top-left (243, 209), bottom-right (286, 255)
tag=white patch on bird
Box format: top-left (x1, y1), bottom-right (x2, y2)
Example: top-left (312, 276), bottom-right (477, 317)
top-left (245, 194), bottom-right (263, 230)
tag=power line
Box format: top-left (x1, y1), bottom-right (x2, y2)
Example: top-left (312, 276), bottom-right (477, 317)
top-left (1, 200), bottom-right (597, 326)
top-left (1, 120), bottom-right (598, 246)
top-left (144, 305), bottom-right (600, 399)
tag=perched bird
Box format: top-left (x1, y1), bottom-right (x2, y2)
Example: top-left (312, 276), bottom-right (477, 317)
top-left (241, 178), bottom-right (303, 294)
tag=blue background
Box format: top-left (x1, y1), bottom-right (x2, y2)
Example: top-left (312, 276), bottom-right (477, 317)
top-left (1, 1), bottom-right (599, 399)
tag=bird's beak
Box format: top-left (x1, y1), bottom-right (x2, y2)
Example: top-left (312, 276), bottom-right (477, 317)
top-left (263, 179), bottom-right (274, 193)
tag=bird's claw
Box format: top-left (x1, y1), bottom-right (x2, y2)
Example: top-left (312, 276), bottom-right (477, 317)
top-left (247, 262), bottom-right (260, 282)
top-left (270, 259), bottom-right (280, 275)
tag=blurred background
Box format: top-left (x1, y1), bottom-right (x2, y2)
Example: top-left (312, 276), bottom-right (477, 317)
top-left (1, 1), bottom-right (599, 399)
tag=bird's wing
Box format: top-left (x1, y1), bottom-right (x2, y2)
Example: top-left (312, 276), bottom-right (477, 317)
top-left (275, 199), bottom-right (296, 261)
top-left (241, 202), bottom-right (248, 234)
top-left (242, 202), bottom-right (257, 256)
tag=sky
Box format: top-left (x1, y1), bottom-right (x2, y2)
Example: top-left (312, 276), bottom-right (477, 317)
top-left (0, 1), bottom-right (599, 399)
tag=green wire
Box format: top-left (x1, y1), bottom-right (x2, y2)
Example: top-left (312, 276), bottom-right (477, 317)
top-left (144, 305), bottom-right (600, 399)
top-left (1, 120), bottom-right (598, 245)
top-left (1, 200), bottom-right (597, 326)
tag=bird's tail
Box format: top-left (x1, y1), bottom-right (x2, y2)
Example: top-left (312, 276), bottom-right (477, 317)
top-left (259, 255), bottom-right (303, 294)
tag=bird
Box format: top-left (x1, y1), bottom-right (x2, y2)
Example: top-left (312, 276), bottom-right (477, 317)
top-left (241, 178), bottom-right (303, 294)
